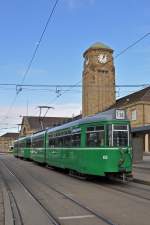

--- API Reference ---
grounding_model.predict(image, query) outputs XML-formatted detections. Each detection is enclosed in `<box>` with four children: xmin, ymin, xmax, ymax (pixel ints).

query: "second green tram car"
<box><xmin>14</xmin><ymin>109</ymin><xmax>132</xmax><ymax>179</ymax></box>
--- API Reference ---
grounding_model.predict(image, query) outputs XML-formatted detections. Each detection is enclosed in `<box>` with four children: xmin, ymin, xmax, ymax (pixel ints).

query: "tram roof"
<box><xmin>15</xmin><ymin>135</ymin><xmax>31</xmax><ymax>142</ymax></box>
<box><xmin>47</xmin><ymin>109</ymin><xmax>128</xmax><ymax>133</ymax></box>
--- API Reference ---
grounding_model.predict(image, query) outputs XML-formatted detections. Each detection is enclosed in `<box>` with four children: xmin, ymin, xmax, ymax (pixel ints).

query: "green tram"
<box><xmin>14</xmin><ymin>109</ymin><xmax>132</xmax><ymax>180</ymax></box>
<box><xmin>14</xmin><ymin>136</ymin><xmax>31</xmax><ymax>160</ymax></box>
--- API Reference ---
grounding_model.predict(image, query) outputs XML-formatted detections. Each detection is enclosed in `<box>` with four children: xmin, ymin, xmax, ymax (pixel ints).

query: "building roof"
<box><xmin>0</xmin><ymin>132</ymin><xmax>19</xmax><ymax>138</ymax></box>
<box><xmin>112</xmin><ymin>86</ymin><xmax>150</xmax><ymax>108</ymax></box>
<box><xmin>83</xmin><ymin>42</ymin><xmax>113</xmax><ymax>56</ymax></box>
<box><xmin>132</xmin><ymin>125</ymin><xmax>150</xmax><ymax>134</ymax></box>
<box><xmin>22</xmin><ymin>116</ymin><xmax>71</xmax><ymax>130</ymax></box>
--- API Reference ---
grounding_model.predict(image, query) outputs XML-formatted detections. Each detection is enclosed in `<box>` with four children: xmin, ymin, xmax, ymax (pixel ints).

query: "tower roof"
<box><xmin>83</xmin><ymin>42</ymin><xmax>113</xmax><ymax>56</ymax></box>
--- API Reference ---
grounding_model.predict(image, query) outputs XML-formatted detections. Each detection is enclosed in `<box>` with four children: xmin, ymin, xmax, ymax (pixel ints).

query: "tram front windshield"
<box><xmin>108</xmin><ymin>124</ymin><xmax>129</xmax><ymax>147</ymax></box>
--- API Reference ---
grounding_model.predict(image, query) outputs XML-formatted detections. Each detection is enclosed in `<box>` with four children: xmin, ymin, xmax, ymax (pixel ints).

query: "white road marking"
<box><xmin>59</xmin><ymin>215</ymin><xmax>95</xmax><ymax>220</ymax></box>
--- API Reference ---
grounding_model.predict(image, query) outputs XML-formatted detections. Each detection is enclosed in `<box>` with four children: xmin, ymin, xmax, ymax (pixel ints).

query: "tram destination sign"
<box><xmin>115</xmin><ymin>109</ymin><xmax>126</xmax><ymax>120</ymax></box>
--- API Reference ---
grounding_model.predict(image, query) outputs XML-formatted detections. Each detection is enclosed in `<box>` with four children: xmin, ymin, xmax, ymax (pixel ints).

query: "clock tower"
<box><xmin>82</xmin><ymin>42</ymin><xmax>116</xmax><ymax>117</ymax></box>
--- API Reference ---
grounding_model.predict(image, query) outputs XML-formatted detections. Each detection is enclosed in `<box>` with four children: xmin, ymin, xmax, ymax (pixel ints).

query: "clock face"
<box><xmin>97</xmin><ymin>54</ymin><xmax>108</xmax><ymax>63</ymax></box>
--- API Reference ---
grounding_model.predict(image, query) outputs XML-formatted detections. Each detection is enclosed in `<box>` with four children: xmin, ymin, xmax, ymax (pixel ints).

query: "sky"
<box><xmin>0</xmin><ymin>0</ymin><xmax>150</xmax><ymax>134</ymax></box>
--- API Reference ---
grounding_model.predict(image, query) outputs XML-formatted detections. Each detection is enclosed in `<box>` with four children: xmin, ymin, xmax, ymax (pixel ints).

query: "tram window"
<box><xmin>64</xmin><ymin>135</ymin><xmax>72</xmax><ymax>147</ymax></box>
<box><xmin>54</xmin><ymin>137</ymin><xmax>58</xmax><ymax>146</ymax></box>
<box><xmin>87</xmin><ymin>132</ymin><xmax>97</xmax><ymax>147</ymax></box>
<box><xmin>96</xmin><ymin>126</ymin><xmax>104</xmax><ymax>131</ymax></box>
<box><xmin>32</xmin><ymin>137</ymin><xmax>44</xmax><ymax>148</ymax></box>
<box><xmin>87</xmin><ymin>127</ymin><xmax>94</xmax><ymax>132</ymax></box>
<box><xmin>49</xmin><ymin>138</ymin><xmax>55</xmax><ymax>147</ymax></box>
<box><xmin>56</xmin><ymin>137</ymin><xmax>63</xmax><ymax>147</ymax></box>
<box><xmin>113</xmin><ymin>125</ymin><xmax>128</xmax><ymax>130</ymax></box>
<box><xmin>49</xmin><ymin>134</ymin><xmax>72</xmax><ymax>148</ymax></box>
<box><xmin>113</xmin><ymin>131</ymin><xmax>128</xmax><ymax>147</ymax></box>
<box><xmin>19</xmin><ymin>142</ymin><xmax>25</xmax><ymax>148</ymax></box>
<box><xmin>86</xmin><ymin>126</ymin><xmax>105</xmax><ymax>147</ymax></box>
<box><xmin>108</xmin><ymin>124</ymin><xmax>129</xmax><ymax>147</ymax></box>
<box><xmin>55</xmin><ymin>136</ymin><xmax>63</xmax><ymax>147</ymax></box>
<box><xmin>72</xmin><ymin>133</ymin><xmax>81</xmax><ymax>147</ymax></box>
<box><xmin>26</xmin><ymin>139</ymin><xmax>31</xmax><ymax>148</ymax></box>
<box><xmin>59</xmin><ymin>136</ymin><xmax>63</xmax><ymax>147</ymax></box>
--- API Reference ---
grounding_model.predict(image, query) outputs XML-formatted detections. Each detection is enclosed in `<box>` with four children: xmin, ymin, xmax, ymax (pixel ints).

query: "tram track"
<box><xmin>1</xmin><ymin>171</ymin><xmax>24</xmax><ymax>225</ymax></box>
<box><xmin>0</xmin><ymin>161</ymin><xmax>61</xmax><ymax>225</ymax></box>
<box><xmin>99</xmin><ymin>182</ymin><xmax>150</xmax><ymax>202</ymax></box>
<box><xmin>2</xmin><ymin>159</ymin><xmax>118</xmax><ymax>225</ymax></box>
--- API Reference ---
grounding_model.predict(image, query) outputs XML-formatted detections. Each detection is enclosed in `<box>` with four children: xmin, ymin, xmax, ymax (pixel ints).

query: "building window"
<box><xmin>131</xmin><ymin>110</ymin><xmax>137</xmax><ymax>121</ymax></box>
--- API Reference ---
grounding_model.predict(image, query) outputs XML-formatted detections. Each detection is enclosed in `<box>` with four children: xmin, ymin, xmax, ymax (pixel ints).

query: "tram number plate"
<box><xmin>102</xmin><ymin>155</ymin><xmax>108</xmax><ymax>160</ymax></box>
<box><xmin>116</xmin><ymin>109</ymin><xmax>125</xmax><ymax>119</ymax></box>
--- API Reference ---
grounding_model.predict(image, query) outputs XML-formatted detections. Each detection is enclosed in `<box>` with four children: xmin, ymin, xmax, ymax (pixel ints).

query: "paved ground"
<box><xmin>0</xmin><ymin>154</ymin><xmax>150</xmax><ymax>225</ymax></box>
<box><xmin>0</xmin><ymin>176</ymin><xmax>4</xmax><ymax>225</ymax></box>
<box><xmin>134</xmin><ymin>155</ymin><xmax>150</xmax><ymax>169</ymax></box>
<box><xmin>133</xmin><ymin>155</ymin><xmax>150</xmax><ymax>184</ymax></box>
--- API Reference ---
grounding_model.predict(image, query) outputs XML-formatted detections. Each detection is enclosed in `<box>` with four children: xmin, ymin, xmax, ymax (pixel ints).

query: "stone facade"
<box><xmin>0</xmin><ymin>133</ymin><xmax>19</xmax><ymax>152</ymax></box>
<box><xmin>82</xmin><ymin>43</ymin><xmax>116</xmax><ymax>117</ymax></box>
<box><xmin>124</xmin><ymin>103</ymin><xmax>150</xmax><ymax>153</ymax></box>
<box><xmin>111</xmin><ymin>87</ymin><xmax>150</xmax><ymax>152</ymax></box>
<box><xmin>116</xmin><ymin>102</ymin><xmax>150</xmax><ymax>128</ymax></box>
<box><xmin>112</xmin><ymin>87</ymin><xmax>150</xmax><ymax>128</ymax></box>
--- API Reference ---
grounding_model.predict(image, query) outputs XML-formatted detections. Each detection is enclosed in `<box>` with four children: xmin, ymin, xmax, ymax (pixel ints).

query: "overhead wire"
<box><xmin>42</xmin><ymin>32</ymin><xmax>150</xmax><ymax>118</ymax></box>
<box><xmin>20</xmin><ymin>0</ymin><xmax>60</xmax><ymax>84</ymax></box>
<box><xmin>0</xmin><ymin>27</ymin><xmax>149</xmax><ymax>125</ymax></box>
<box><xmin>0</xmin><ymin>0</ymin><xmax>60</xmax><ymax>124</ymax></box>
<box><xmin>0</xmin><ymin>83</ymin><xmax>150</xmax><ymax>88</ymax></box>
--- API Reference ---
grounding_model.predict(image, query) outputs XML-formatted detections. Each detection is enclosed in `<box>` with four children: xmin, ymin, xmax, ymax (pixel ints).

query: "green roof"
<box><xmin>90</xmin><ymin>42</ymin><xmax>112</xmax><ymax>50</ymax></box>
<box><xmin>83</xmin><ymin>42</ymin><xmax>113</xmax><ymax>56</ymax></box>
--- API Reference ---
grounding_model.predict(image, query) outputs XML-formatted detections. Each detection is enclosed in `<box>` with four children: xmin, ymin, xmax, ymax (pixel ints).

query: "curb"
<box><xmin>2</xmin><ymin>186</ymin><xmax>14</xmax><ymax>225</ymax></box>
<box><xmin>133</xmin><ymin>178</ymin><xmax>150</xmax><ymax>186</ymax></box>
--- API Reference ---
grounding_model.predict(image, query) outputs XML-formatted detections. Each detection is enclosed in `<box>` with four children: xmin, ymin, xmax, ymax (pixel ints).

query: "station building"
<box><xmin>20</xmin><ymin>116</ymin><xmax>71</xmax><ymax>137</ymax></box>
<box><xmin>111</xmin><ymin>86</ymin><xmax>150</xmax><ymax>160</ymax></box>
<box><xmin>0</xmin><ymin>132</ymin><xmax>19</xmax><ymax>152</ymax></box>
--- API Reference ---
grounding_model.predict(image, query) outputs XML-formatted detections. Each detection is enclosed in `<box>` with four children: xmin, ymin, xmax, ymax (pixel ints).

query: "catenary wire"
<box><xmin>0</xmin><ymin>0</ymin><xmax>60</xmax><ymax>124</ymax></box>
<box><xmin>0</xmin><ymin>83</ymin><xmax>149</xmax><ymax>88</ymax></box>
<box><xmin>0</xmin><ymin>27</ymin><xmax>149</xmax><ymax>125</ymax></box>
<box><xmin>21</xmin><ymin>0</ymin><xmax>60</xmax><ymax>85</ymax></box>
<box><xmin>42</xmin><ymin>32</ymin><xmax>150</xmax><ymax>118</ymax></box>
<box><xmin>2</xmin><ymin>33</ymin><xmax>150</xmax><ymax>122</ymax></box>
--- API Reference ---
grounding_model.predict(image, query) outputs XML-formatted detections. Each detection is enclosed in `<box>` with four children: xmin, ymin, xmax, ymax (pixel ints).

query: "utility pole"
<box><xmin>37</xmin><ymin>106</ymin><xmax>54</xmax><ymax>130</ymax></box>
